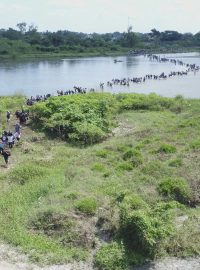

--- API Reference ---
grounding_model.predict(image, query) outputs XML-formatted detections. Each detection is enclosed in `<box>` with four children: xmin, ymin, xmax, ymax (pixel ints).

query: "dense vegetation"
<box><xmin>30</xmin><ymin>93</ymin><xmax>180</xmax><ymax>144</ymax></box>
<box><xmin>0</xmin><ymin>93</ymin><xmax>199</xmax><ymax>269</ymax></box>
<box><xmin>0</xmin><ymin>23</ymin><xmax>200</xmax><ymax>58</ymax></box>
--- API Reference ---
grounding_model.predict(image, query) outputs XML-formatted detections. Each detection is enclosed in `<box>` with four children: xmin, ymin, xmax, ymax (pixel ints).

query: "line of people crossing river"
<box><xmin>25</xmin><ymin>53</ymin><xmax>200</xmax><ymax>107</ymax></box>
<box><xmin>26</xmin><ymin>86</ymin><xmax>94</xmax><ymax>106</ymax></box>
<box><xmin>100</xmin><ymin>54</ymin><xmax>200</xmax><ymax>89</ymax></box>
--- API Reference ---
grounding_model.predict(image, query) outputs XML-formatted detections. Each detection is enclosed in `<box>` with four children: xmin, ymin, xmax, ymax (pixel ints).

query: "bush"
<box><xmin>67</xmin><ymin>192</ymin><xmax>79</xmax><ymax>200</ymax></box>
<box><xmin>168</xmin><ymin>158</ymin><xmax>183</xmax><ymax>167</ymax></box>
<box><xmin>121</xmin><ymin>195</ymin><xmax>149</xmax><ymax>211</ymax></box>
<box><xmin>30</xmin><ymin>93</ymin><xmax>117</xmax><ymax>145</ymax></box>
<box><xmin>117</xmin><ymin>162</ymin><xmax>133</xmax><ymax>171</ymax></box>
<box><xmin>95</xmin><ymin>242</ymin><xmax>127</xmax><ymax>270</ymax></box>
<box><xmin>158</xmin><ymin>177</ymin><xmax>192</xmax><ymax>204</ymax></box>
<box><xmin>96</xmin><ymin>149</ymin><xmax>110</xmax><ymax>158</ymax></box>
<box><xmin>158</xmin><ymin>144</ymin><xmax>176</xmax><ymax>154</ymax></box>
<box><xmin>122</xmin><ymin>149</ymin><xmax>143</xmax><ymax>167</ymax></box>
<box><xmin>75</xmin><ymin>198</ymin><xmax>97</xmax><ymax>215</ymax></box>
<box><xmin>69</xmin><ymin>122</ymin><xmax>106</xmax><ymax>144</ymax></box>
<box><xmin>119</xmin><ymin>201</ymin><xmax>175</xmax><ymax>257</ymax></box>
<box><xmin>92</xmin><ymin>163</ymin><xmax>106</xmax><ymax>172</ymax></box>
<box><xmin>190</xmin><ymin>139</ymin><xmax>200</xmax><ymax>150</ymax></box>
<box><xmin>117</xmin><ymin>93</ymin><xmax>174</xmax><ymax>111</ymax></box>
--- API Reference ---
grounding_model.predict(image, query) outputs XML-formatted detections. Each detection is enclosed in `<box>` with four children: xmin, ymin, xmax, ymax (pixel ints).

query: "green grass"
<box><xmin>0</xmin><ymin>94</ymin><xmax>199</xmax><ymax>268</ymax></box>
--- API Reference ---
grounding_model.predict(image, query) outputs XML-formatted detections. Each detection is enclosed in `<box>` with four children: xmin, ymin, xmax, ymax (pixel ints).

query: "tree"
<box><xmin>28</xmin><ymin>23</ymin><xmax>38</xmax><ymax>33</ymax></box>
<box><xmin>150</xmin><ymin>28</ymin><xmax>160</xmax><ymax>37</ymax></box>
<box><xmin>16</xmin><ymin>22</ymin><xmax>27</xmax><ymax>34</ymax></box>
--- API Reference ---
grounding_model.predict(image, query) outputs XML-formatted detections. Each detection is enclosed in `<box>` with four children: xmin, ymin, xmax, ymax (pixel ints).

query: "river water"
<box><xmin>0</xmin><ymin>52</ymin><xmax>200</xmax><ymax>98</ymax></box>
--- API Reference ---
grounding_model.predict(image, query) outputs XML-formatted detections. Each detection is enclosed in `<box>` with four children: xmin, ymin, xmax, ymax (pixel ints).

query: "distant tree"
<box><xmin>160</xmin><ymin>30</ymin><xmax>182</xmax><ymax>41</ymax></box>
<box><xmin>16</xmin><ymin>22</ymin><xmax>27</xmax><ymax>34</ymax></box>
<box><xmin>28</xmin><ymin>23</ymin><xmax>38</xmax><ymax>33</ymax></box>
<box><xmin>194</xmin><ymin>32</ymin><xmax>200</xmax><ymax>45</ymax></box>
<box><xmin>150</xmin><ymin>28</ymin><xmax>161</xmax><ymax>37</ymax></box>
<box><xmin>118</xmin><ymin>25</ymin><xmax>139</xmax><ymax>48</ymax></box>
<box><xmin>2</xmin><ymin>28</ymin><xmax>22</xmax><ymax>40</ymax></box>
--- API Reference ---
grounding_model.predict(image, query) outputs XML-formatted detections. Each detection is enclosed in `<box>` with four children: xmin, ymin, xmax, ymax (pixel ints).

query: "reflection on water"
<box><xmin>0</xmin><ymin>53</ymin><xmax>200</xmax><ymax>98</ymax></box>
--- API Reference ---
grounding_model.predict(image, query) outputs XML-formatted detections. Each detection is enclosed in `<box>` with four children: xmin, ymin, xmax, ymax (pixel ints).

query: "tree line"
<box><xmin>0</xmin><ymin>22</ymin><xmax>199</xmax><ymax>57</ymax></box>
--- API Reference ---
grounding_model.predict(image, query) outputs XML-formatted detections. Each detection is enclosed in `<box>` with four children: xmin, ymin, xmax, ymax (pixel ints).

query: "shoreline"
<box><xmin>0</xmin><ymin>47</ymin><xmax>199</xmax><ymax>60</ymax></box>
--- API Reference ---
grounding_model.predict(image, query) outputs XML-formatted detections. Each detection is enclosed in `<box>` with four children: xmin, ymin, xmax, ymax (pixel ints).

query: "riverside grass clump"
<box><xmin>158</xmin><ymin>177</ymin><xmax>192</xmax><ymax>204</ymax></box>
<box><xmin>75</xmin><ymin>197</ymin><xmax>97</xmax><ymax>215</ymax></box>
<box><xmin>0</xmin><ymin>94</ymin><xmax>200</xmax><ymax>269</ymax></box>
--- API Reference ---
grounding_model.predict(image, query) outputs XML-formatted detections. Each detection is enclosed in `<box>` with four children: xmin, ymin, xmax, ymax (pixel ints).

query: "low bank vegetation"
<box><xmin>0</xmin><ymin>93</ymin><xmax>199</xmax><ymax>269</ymax></box>
<box><xmin>30</xmin><ymin>92</ymin><xmax>185</xmax><ymax>144</ymax></box>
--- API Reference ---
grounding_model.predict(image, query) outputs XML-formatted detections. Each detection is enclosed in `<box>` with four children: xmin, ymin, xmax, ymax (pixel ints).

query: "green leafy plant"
<box><xmin>122</xmin><ymin>149</ymin><xmax>143</xmax><ymax>167</ymax></box>
<box><xmin>95</xmin><ymin>242</ymin><xmax>127</xmax><ymax>270</ymax></box>
<box><xmin>158</xmin><ymin>177</ymin><xmax>192</xmax><ymax>204</ymax></box>
<box><xmin>168</xmin><ymin>158</ymin><xmax>183</xmax><ymax>167</ymax></box>
<box><xmin>75</xmin><ymin>198</ymin><xmax>97</xmax><ymax>215</ymax></box>
<box><xmin>158</xmin><ymin>144</ymin><xmax>176</xmax><ymax>154</ymax></box>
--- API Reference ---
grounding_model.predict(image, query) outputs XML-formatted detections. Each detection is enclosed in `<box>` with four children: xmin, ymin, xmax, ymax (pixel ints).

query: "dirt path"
<box><xmin>0</xmin><ymin>242</ymin><xmax>200</xmax><ymax>270</ymax></box>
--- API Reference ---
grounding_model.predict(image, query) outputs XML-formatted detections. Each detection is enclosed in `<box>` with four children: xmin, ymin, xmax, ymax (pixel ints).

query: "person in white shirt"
<box><xmin>7</xmin><ymin>131</ymin><xmax>15</xmax><ymax>148</ymax></box>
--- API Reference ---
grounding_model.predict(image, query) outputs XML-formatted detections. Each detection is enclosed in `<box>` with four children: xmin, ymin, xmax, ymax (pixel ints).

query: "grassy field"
<box><xmin>0</xmin><ymin>94</ymin><xmax>199</xmax><ymax>269</ymax></box>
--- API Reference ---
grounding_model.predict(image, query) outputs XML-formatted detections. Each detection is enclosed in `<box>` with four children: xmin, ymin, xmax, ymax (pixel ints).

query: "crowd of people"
<box><xmin>26</xmin><ymin>86</ymin><xmax>95</xmax><ymax>106</ymax></box>
<box><xmin>100</xmin><ymin>54</ymin><xmax>200</xmax><ymax>89</ymax></box>
<box><xmin>25</xmin><ymin>54</ymin><xmax>200</xmax><ymax>107</ymax></box>
<box><xmin>0</xmin><ymin>112</ymin><xmax>23</xmax><ymax>166</ymax></box>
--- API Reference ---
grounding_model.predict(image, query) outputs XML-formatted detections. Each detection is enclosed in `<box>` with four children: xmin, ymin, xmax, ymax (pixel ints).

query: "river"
<box><xmin>0</xmin><ymin>52</ymin><xmax>200</xmax><ymax>98</ymax></box>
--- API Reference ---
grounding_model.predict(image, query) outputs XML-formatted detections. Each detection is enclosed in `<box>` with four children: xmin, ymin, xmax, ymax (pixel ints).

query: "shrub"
<box><xmin>116</xmin><ymin>93</ymin><xmax>174</xmax><ymax>111</ymax></box>
<box><xmin>190</xmin><ymin>139</ymin><xmax>200</xmax><ymax>150</ymax></box>
<box><xmin>92</xmin><ymin>163</ymin><xmax>106</xmax><ymax>172</ymax></box>
<box><xmin>75</xmin><ymin>198</ymin><xmax>97</xmax><ymax>215</ymax></box>
<box><xmin>121</xmin><ymin>195</ymin><xmax>149</xmax><ymax>211</ymax></box>
<box><xmin>69</xmin><ymin>122</ymin><xmax>106</xmax><ymax>144</ymax></box>
<box><xmin>168</xmin><ymin>158</ymin><xmax>183</xmax><ymax>167</ymax></box>
<box><xmin>117</xmin><ymin>162</ymin><xmax>133</xmax><ymax>171</ymax></box>
<box><xmin>158</xmin><ymin>177</ymin><xmax>192</xmax><ymax>204</ymax></box>
<box><xmin>158</xmin><ymin>144</ymin><xmax>176</xmax><ymax>154</ymax></box>
<box><xmin>96</xmin><ymin>149</ymin><xmax>110</xmax><ymax>158</ymax></box>
<box><xmin>67</xmin><ymin>192</ymin><xmax>79</xmax><ymax>200</ymax></box>
<box><xmin>123</xmin><ymin>149</ymin><xmax>143</xmax><ymax>167</ymax></box>
<box><xmin>119</xmin><ymin>202</ymin><xmax>175</xmax><ymax>257</ymax></box>
<box><xmin>30</xmin><ymin>93</ymin><xmax>117</xmax><ymax>145</ymax></box>
<box><xmin>95</xmin><ymin>242</ymin><xmax>127</xmax><ymax>270</ymax></box>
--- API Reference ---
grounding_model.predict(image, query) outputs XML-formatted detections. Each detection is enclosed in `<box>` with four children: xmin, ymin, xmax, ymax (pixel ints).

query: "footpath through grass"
<box><xmin>0</xmin><ymin>93</ymin><xmax>199</xmax><ymax>268</ymax></box>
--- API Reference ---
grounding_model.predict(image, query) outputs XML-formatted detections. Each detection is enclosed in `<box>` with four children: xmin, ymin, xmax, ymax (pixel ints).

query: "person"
<box><xmin>0</xmin><ymin>148</ymin><xmax>11</xmax><ymax>165</ymax></box>
<box><xmin>7</xmin><ymin>131</ymin><xmax>15</xmax><ymax>148</ymax></box>
<box><xmin>6</xmin><ymin>111</ymin><xmax>11</xmax><ymax>122</ymax></box>
<box><xmin>0</xmin><ymin>143</ymin><xmax>4</xmax><ymax>151</ymax></box>
<box><xmin>1</xmin><ymin>131</ymin><xmax>7</xmax><ymax>146</ymax></box>
<box><xmin>14</xmin><ymin>131</ymin><xmax>21</xmax><ymax>141</ymax></box>
<box><xmin>15</xmin><ymin>123</ymin><xmax>21</xmax><ymax>134</ymax></box>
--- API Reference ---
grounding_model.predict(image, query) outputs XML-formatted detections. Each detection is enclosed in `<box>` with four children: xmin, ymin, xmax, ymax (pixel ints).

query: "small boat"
<box><xmin>114</xmin><ymin>59</ymin><xmax>123</xmax><ymax>63</ymax></box>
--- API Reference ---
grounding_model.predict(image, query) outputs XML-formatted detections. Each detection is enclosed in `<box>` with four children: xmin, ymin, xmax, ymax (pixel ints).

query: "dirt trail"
<box><xmin>0</xmin><ymin>242</ymin><xmax>200</xmax><ymax>270</ymax></box>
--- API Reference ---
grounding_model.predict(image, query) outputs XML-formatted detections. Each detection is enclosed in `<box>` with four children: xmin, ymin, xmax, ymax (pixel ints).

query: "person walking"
<box><xmin>6</xmin><ymin>111</ymin><xmax>11</xmax><ymax>122</ymax></box>
<box><xmin>7</xmin><ymin>131</ymin><xmax>15</xmax><ymax>148</ymax></box>
<box><xmin>15</xmin><ymin>123</ymin><xmax>21</xmax><ymax>134</ymax></box>
<box><xmin>0</xmin><ymin>148</ymin><xmax>11</xmax><ymax>165</ymax></box>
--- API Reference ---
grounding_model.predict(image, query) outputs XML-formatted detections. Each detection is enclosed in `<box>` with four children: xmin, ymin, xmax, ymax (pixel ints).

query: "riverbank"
<box><xmin>0</xmin><ymin>94</ymin><xmax>199</xmax><ymax>269</ymax></box>
<box><xmin>0</xmin><ymin>48</ymin><xmax>129</xmax><ymax>60</ymax></box>
<box><xmin>0</xmin><ymin>46</ymin><xmax>199</xmax><ymax>60</ymax></box>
